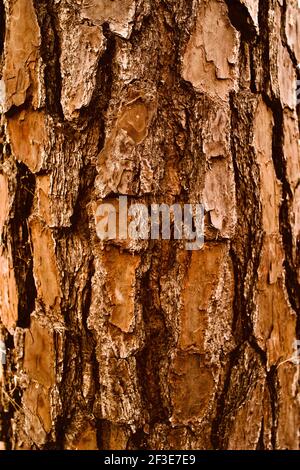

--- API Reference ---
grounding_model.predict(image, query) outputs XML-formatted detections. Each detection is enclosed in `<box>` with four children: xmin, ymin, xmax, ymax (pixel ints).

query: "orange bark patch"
<box><xmin>30</xmin><ymin>218</ymin><xmax>62</xmax><ymax>308</ymax></box>
<box><xmin>7</xmin><ymin>111</ymin><xmax>47</xmax><ymax>173</ymax></box>
<box><xmin>118</xmin><ymin>98</ymin><xmax>151</xmax><ymax>144</ymax></box>
<box><xmin>81</xmin><ymin>0</ymin><xmax>136</xmax><ymax>39</ymax></box>
<box><xmin>170</xmin><ymin>353</ymin><xmax>214</xmax><ymax>424</ymax></box>
<box><xmin>103</xmin><ymin>248</ymin><xmax>140</xmax><ymax>333</ymax></box>
<box><xmin>0</xmin><ymin>174</ymin><xmax>9</xmax><ymax>235</ymax></box>
<box><xmin>3</xmin><ymin>0</ymin><xmax>41</xmax><ymax>110</ymax></box>
<box><xmin>179</xmin><ymin>244</ymin><xmax>227</xmax><ymax>352</ymax></box>
<box><xmin>60</xmin><ymin>22</ymin><xmax>106</xmax><ymax>120</ymax></box>
<box><xmin>182</xmin><ymin>0</ymin><xmax>239</xmax><ymax>100</ymax></box>
<box><xmin>24</xmin><ymin>316</ymin><xmax>55</xmax><ymax>388</ymax></box>
<box><xmin>36</xmin><ymin>175</ymin><xmax>51</xmax><ymax>225</ymax></box>
<box><xmin>254</xmin><ymin>99</ymin><xmax>281</xmax><ymax>235</ymax></box>
<box><xmin>23</xmin><ymin>383</ymin><xmax>52</xmax><ymax>434</ymax></box>
<box><xmin>0</xmin><ymin>247</ymin><xmax>18</xmax><ymax>331</ymax></box>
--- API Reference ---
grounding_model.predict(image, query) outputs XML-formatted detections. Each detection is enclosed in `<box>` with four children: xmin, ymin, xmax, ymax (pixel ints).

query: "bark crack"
<box><xmin>11</xmin><ymin>162</ymin><xmax>36</xmax><ymax>328</ymax></box>
<box><xmin>33</xmin><ymin>0</ymin><xmax>63</xmax><ymax>118</ymax></box>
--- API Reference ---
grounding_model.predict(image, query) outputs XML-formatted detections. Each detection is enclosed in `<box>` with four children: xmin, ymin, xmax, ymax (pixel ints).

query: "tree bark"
<box><xmin>0</xmin><ymin>0</ymin><xmax>300</xmax><ymax>450</ymax></box>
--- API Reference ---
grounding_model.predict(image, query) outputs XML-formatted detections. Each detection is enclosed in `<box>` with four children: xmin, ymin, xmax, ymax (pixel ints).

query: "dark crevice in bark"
<box><xmin>257</xmin><ymin>0</ymin><xmax>299</xmax><ymax>445</ymax></box>
<box><xmin>127</xmin><ymin>427</ymin><xmax>147</xmax><ymax>450</ymax></box>
<box><xmin>136</xmin><ymin>260</ymin><xmax>172</xmax><ymax>432</ymax></box>
<box><xmin>212</xmin><ymin>88</ymin><xmax>270</xmax><ymax>448</ymax></box>
<box><xmin>96</xmin><ymin>420</ymin><xmax>110</xmax><ymax>450</ymax></box>
<box><xmin>81</xmin><ymin>260</ymin><xmax>99</xmax><ymax>425</ymax></box>
<box><xmin>266</xmin><ymin>94</ymin><xmax>300</xmax><ymax>333</ymax></box>
<box><xmin>229</xmin><ymin>92</ymin><xmax>263</xmax><ymax>340</ymax></box>
<box><xmin>249</xmin><ymin>42</ymin><xmax>258</xmax><ymax>93</ymax></box>
<box><xmin>33</xmin><ymin>0</ymin><xmax>63</xmax><ymax>118</ymax></box>
<box><xmin>211</xmin><ymin>345</ymin><xmax>241</xmax><ymax>449</ymax></box>
<box><xmin>266</xmin><ymin>364</ymin><xmax>279</xmax><ymax>449</ymax></box>
<box><xmin>82</xmin><ymin>259</ymin><xmax>95</xmax><ymax>330</ymax></box>
<box><xmin>225</xmin><ymin>0</ymin><xmax>258</xmax><ymax>42</ymax></box>
<box><xmin>256</xmin><ymin>419</ymin><xmax>265</xmax><ymax>450</ymax></box>
<box><xmin>80</xmin><ymin>24</ymin><xmax>115</xmax><ymax>131</ymax></box>
<box><xmin>55</xmin><ymin>330</ymin><xmax>80</xmax><ymax>447</ymax></box>
<box><xmin>11</xmin><ymin>162</ymin><xmax>36</xmax><ymax>328</ymax></box>
<box><xmin>258</xmin><ymin>0</ymin><xmax>271</xmax><ymax>91</ymax></box>
<box><xmin>71</xmin><ymin>27</ymin><xmax>115</xmax><ymax>224</ymax></box>
<box><xmin>93</xmin><ymin>362</ymin><xmax>102</xmax><ymax>450</ymax></box>
<box><xmin>5</xmin><ymin>100</ymin><xmax>33</xmax><ymax>120</ymax></box>
<box><xmin>260</xmin><ymin>0</ymin><xmax>300</xmax><ymax>321</ymax></box>
<box><xmin>131</xmin><ymin>4</ymin><xmax>200</xmax><ymax>444</ymax></box>
<box><xmin>274</xmin><ymin>1</ymin><xmax>300</xmax><ymax>335</ymax></box>
<box><xmin>211</xmin><ymin>342</ymin><xmax>265</xmax><ymax>449</ymax></box>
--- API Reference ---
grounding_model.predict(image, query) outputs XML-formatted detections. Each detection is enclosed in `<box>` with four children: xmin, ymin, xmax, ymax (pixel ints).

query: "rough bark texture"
<box><xmin>0</xmin><ymin>0</ymin><xmax>300</xmax><ymax>450</ymax></box>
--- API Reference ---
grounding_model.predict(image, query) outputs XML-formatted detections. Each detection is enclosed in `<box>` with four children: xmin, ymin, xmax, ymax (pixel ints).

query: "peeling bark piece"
<box><xmin>0</xmin><ymin>246</ymin><xmax>18</xmax><ymax>331</ymax></box>
<box><xmin>30</xmin><ymin>218</ymin><xmax>62</xmax><ymax>308</ymax></box>
<box><xmin>255</xmin><ymin>235</ymin><xmax>296</xmax><ymax>364</ymax></box>
<box><xmin>22</xmin><ymin>383</ymin><xmax>51</xmax><ymax>446</ymax></box>
<box><xmin>0</xmin><ymin>174</ymin><xmax>9</xmax><ymax>236</ymax></box>
<box><xmin>179</xmin><ymin>244</ymin><xmax>228</xmax><ymax>352</ymax></box>
<box><xmin>254</xmin><ymin>99</ymin><xmax>281</xmax><ymax>234</ymax></box>
<box><xmin>96</xmin><ymin>96</ymin><xmax>156</xmax><ymax>197</ymax></box>
<box><xmin>3</xmin><ymin>0</ymin><xmax>43</xmax><ymax>110</ymax></box>
<box><xmin>81</xmin><ymin>0</ymin><xmax>136</xmax><ymax>39</ymax></box>
<box><xmin>285</xmin><ymin>1</ymin><xmax>300</xmax><ymax>63</ymax></box>
<box><xmin>253</xmin><ymin>99</ymin><xmax>296</xmax><ymax>361</ymax></box>
<box><xmin>169</xmin><ymin>353</ymin><xmax>214</xmax><ymax>424</ymax></box>
<box><xmin>202</xmin><ymin>104</ymin><xmax>231</xmax><ymax>159</ymax></box>
<box><xmin>102</xmin><ymin>249</ymin><xmax>140</xmax><ymax>333</ymax></box>
<box><xmin>240</xmin><ymin>0</ymin><xmax>259</xmax><ymax>29</ymax></box>
<box><xmin>23</xmin><ymin>316</ymin><xmax>55</xmax><ymax>388</ymax></box>
<box><xmin>60</xmin><ymin>21</ymin><xmax>106</xmax><ymax>120</ymax></box>
<box><xmin>203</xmin><ymin>159</ymin><xmax>236</xmax><ymax>236</ymax></box>
<box><xmin>7</xmin><ymin>111</ymin><xmax>47</xmax><ymax>173</ymax></box>
<box><xmin>277</xmin><ymin>43</ymin><xmax>297</xmax><ymax>109</ymax></box>
<box><xmin>182</xmin><ymin>0</ymin><xmax>239</xmax><ymax>100</ymax></box>
<box><xmin>36</xmin><ymin>175</ymin><xmax>51</xmax><ymax>226</ymax></box>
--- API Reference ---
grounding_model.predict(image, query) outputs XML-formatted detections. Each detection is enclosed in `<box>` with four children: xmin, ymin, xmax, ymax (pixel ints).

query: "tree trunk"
<box><xmin>0</xmin><ymin>0</ymin><xmax>300</xmax><ymax>451</ymax></box>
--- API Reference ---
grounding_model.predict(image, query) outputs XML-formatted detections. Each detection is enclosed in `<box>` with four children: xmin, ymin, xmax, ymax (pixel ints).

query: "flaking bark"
<box><xmin>0</xmin><ymin>0</ymin><xmax>300</xmax><ymax>450</ymax></box>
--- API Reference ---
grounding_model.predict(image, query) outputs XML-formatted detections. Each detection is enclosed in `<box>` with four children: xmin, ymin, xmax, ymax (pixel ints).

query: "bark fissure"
<box><xmin>12</xmin><ymin>163</ymin><xmax>36</xmax><ymax>328</ymax></box>
<box><xmin>0</xmin><ymin>0</ymin><xmax>299</xmax><ymax>450</ymax></box>
<box><xmin>33</xmin><ymin>0</ymin><xmax>63</xmax><ymax>118</ymax></box>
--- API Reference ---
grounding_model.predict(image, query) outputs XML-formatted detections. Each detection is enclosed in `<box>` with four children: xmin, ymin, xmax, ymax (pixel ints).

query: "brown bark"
<box><xmin>0</xmin><ymin>0</ymin><xmax>300</xmax><ymax>450</ymax></box>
